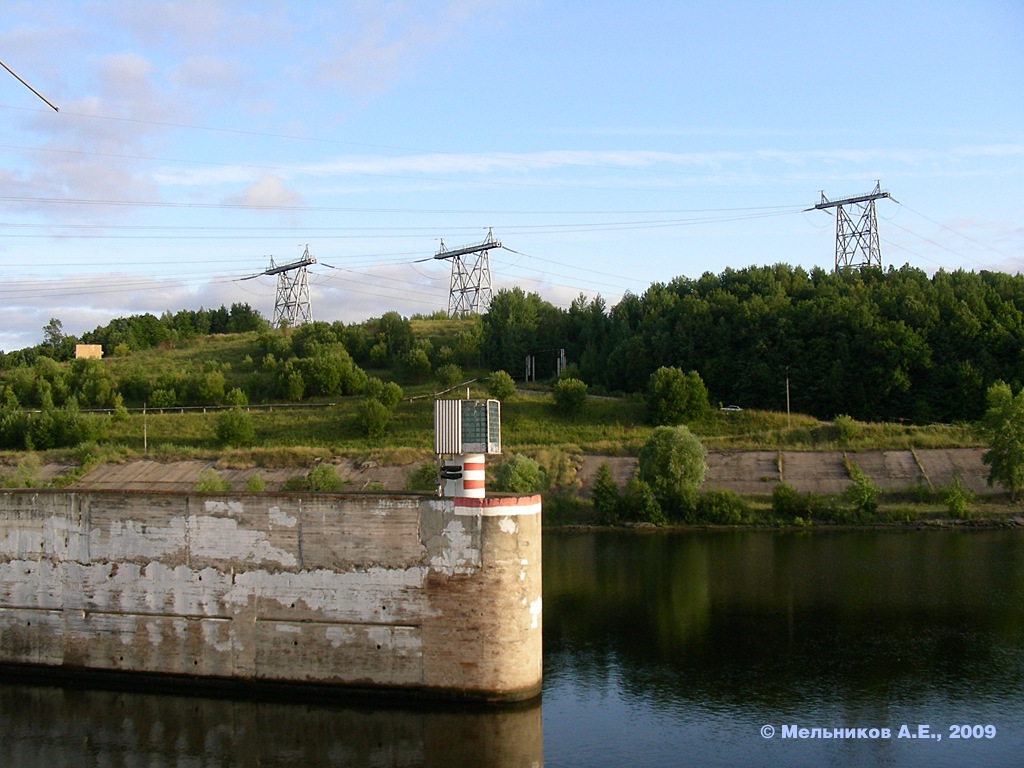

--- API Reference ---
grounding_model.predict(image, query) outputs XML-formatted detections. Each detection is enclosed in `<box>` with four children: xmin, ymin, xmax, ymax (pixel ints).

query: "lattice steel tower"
<box><xmin>812</xmin><ymin>181</ymin><xmax>892</xmax><ymax>270</ymax></box>
<box><xmin>244</xmin><ymin>245</ymin><xmax>316</xmax><ymax>326</ymax></box>
<box><xmin>434</xmin><ymin>229</ymin><xmax>500</xmax><ymax>317</ymax></box>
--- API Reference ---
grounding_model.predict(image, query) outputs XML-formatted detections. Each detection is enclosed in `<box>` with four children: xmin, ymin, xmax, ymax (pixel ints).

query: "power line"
<box><xmin>896</xmin><ymin>202</ymin><xmax>1015</xmax><ymax>260</ymax></box>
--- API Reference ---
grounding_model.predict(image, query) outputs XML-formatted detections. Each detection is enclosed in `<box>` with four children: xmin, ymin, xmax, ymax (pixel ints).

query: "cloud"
<box><xmin>172</xmin><ymin>54</ymin><xmax>242</xmax><ymax>92</ymax></box>
<box><xmin>314</xmin><ymin>0</ymin><xmax>504</xmax><ymax>95</ymax></box>
<box><xmin>224</xmin><ymin>175</ymin><xmax>304</xmax><ymax>208</ymax></box>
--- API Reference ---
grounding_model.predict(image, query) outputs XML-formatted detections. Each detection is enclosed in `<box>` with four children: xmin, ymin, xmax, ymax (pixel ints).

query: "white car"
<box><xmin>720</xmin><ymin>405</ymin><xmax>743</xmax><ymax>412</ymax></box>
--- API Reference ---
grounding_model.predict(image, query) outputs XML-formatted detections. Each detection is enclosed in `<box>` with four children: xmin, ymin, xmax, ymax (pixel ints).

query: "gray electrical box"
<box><xmin>434</xmin><ymin>399</ymin><xmax>501</xmax><ymax>455</ymax></box>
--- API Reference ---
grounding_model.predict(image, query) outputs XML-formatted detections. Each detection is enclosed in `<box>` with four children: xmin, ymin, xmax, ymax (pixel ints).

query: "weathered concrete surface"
<box><xmin>4</xmin><ymin>448</ymin><xmax>992</xmax><ymax>498</ymax></box>
<box><xmin>69</xmin><ymin>458</ymin><xmax>410</xmax><ymax>493</ymax></box>
<box><xmin>578</xmin><ymin>448</ymin><xmax>990</xmax><ymax>496</ymax></box>
<box><xmin>0</xmin><ymin>490</ymin><xmax>542</xmax><ymax>702</ymax></box>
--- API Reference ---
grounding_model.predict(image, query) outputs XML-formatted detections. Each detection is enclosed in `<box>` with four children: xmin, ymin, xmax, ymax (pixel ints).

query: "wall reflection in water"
<box><xmin>0</xmin><ymin>682</ymin><xmax>543</xmax><ymax>768</ymax></box>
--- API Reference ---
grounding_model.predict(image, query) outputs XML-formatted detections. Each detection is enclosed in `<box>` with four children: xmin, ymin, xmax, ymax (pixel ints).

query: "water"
<box><xmin>542</xmin><ymin>529</ymin><xmax>1024</xmax><ymax>768</ymax></box>
<box><xmin>1</xmin><ymin>529</ymin><xmax>1022</xmax><ymax>766</ymax></box>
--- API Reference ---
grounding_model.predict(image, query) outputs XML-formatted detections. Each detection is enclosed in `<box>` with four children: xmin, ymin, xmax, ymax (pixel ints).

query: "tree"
<box><xmin>42</xmin><ymin>318</ymin><xmax>74</xmax><ymax>359</ymax></box>
<box><xmin>619</xmin><ymin>476</ymin><xmax>665</xmax><ymax>525</ymax></box>
<box><xmin>482</xmin><ymin>287</ymin><xmax>543</xmax><ymax>375</ymax></box>
<box><xmin>645</xmin><ymin>366</ymin><xmax>709</xmax><ymax>425</ymax></box>
<box><xmin>982</xmin><ymin>381</ymin><xmax>1024</xmax><ymax>499</ymax></box>
<box><xmin>436</xmin><ymin>363</ymin><xmax>463</xmax><ymax>391</ymax></box>
<box><xmin>590</xmin><ymin>462</ymin><xmax>620</xmax><ymax>524</ymax></box>
<box><xmin>553</xmin><ymin>377</ymin><xmax>587</xmax><ymax>415</ymax></box>
<box><xmin>402</xmin><ymin>347</ymin><xmax>432</xmax><ymax>383</ymax></box>
<box><xmin>637</xmin><ymin>425</ymin><xmax>707</xmax><ymax>516</ymax></box>
<box><xmin>358</xmin><ymin>398</ymin><xmax>392</xmax><ymax>439</ymax></box>
<box><xmin>495</xmin><ymin>454</ymin><xmax>546</xmax><ymax>493</ymax></box>
<box><xmin>216</xmin><ymin>407</ymin><xmax>256</xmax><ymax>448</ymax></box>
<box><xmin>487</xmin><ymin>370</ymin><xmax>516</xmax><ymax>401</ymax></box>
<box><xmin>375</xmin><ymin>311</ymin><xmax>415</xmax><ymax>362</ymax></box>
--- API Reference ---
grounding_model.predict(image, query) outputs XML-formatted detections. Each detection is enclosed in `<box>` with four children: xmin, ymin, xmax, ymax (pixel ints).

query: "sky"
<box><xmin>1</xmin><ymin>0</ymin><xmax>1022</xmax><ymax>351</ymax></box>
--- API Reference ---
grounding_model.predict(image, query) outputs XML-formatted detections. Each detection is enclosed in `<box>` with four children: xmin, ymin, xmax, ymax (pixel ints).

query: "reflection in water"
<box><xmin>543</xmin><ymin>529</ymin><xmax>1024</xmax><ymax>767</ymax></box>
<box><xmin>0</xmin><ymin>682</ymin><xmax>543</xmax><ymax>768</ymax></box>
<box><xmin>4</xmin><ymin>530</ymin><xmax>1023</xmax><ymax>767</ymax></box>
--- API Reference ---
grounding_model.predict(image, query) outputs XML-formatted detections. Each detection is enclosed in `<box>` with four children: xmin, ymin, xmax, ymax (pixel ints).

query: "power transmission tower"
<box><xmin>434</xmin><ymin>229</ymin><xmax>500</xmax><ymax>317</ymax></box>
<box><xmin>243</xmin><ymin>245</ymin><xmax>316</xmax><ymax>327</ymax></box>
<box><xmin>812</xmin><ymin>181</ymin><xmax>892</xmax><ymax>270</ymax></box>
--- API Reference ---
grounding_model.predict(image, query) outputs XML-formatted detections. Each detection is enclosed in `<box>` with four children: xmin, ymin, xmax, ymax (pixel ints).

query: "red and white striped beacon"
<box><xmin>434</xmin><ymin>399</ymin><xmax>501</xmax><ymax>498</ymax></box>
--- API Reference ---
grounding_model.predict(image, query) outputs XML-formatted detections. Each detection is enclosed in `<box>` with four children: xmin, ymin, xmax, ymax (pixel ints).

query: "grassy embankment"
<box><xmin>1</xmin><ymin>328</ymin><xmax>1005</xmax><ymax>524</ymax></box>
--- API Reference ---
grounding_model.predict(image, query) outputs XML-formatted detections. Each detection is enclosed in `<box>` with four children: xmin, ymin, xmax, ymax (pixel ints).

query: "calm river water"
<box><xmin>1</xmin><ymin>528</ymin><xmax>1022</xmax><ymax>767</ymax></box>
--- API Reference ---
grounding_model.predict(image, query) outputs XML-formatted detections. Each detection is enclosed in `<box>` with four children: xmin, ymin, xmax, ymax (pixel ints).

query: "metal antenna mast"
<box><xmin>433</xmin><ymin>229</ymin><xmax>500</xmax><ymax>317</ymax></box>
<box><xmin>811</xmin><ymin>181</ymin><xmax>892</xmax><ymax>270</ymax></box>
<box><xmin>243</xmin><ymin>245</ymin><xmax>316</xmax><ymax>326</ymax></box>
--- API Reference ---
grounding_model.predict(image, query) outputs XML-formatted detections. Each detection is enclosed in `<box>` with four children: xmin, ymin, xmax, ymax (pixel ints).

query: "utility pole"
<box><xmin>434</xmin><ymin>229</ymin><xmax>499</xmax><ymax>317</ymax></box>
<box><xmin>811</xmin><ymin>181</ymin><xmax>892</xmax><ymax>271</ymax></box>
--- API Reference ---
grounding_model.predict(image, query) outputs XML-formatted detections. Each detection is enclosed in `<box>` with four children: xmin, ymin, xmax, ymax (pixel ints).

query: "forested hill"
<box><xmin>3</xmin><ymin>265</ymin><xmax>1023</xmax><ymax>426</ymax></box>
<box><xmin>484</xmin><ymin>264</ymin><xmax>1024</xmax><ymax>423</ymax></box>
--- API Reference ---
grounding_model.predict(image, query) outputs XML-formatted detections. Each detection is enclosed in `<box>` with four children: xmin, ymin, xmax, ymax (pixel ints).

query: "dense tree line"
<box><xmin>0</xmin><ymin>304</ymin><xmax>268</xmax><ymax>369</ymax></box>
<box><xmin>4</xmin><ymin>264</ymin><xmax>1024</xmax><ymax>428</ymax></box>
<box><xmin>0</xmin><ymin>309</ymin><xmax>481</xmax><ymax>416</ymax></box>
<box><xmin>482</xmin><ymin>265</ymin><xmax>1024</xmax><ymax>423</ymax></box>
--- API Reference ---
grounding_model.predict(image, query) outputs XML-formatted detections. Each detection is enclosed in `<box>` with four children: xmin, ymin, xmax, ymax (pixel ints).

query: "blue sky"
<box><xmin>1</xmin><ymin>1</ymin><xmax>1021</xmax><ymax>351</ymax></box>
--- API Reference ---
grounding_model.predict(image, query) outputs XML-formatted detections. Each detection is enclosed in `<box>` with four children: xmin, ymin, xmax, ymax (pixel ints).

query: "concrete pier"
<box><xmin>0</xmin><ymin>489</ymin><xmax>542</xmax><ymax>702</ymax></box>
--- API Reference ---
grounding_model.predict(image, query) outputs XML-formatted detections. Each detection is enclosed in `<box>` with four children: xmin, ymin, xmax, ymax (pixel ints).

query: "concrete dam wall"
<box><xmin>0</xmin><ymin>489</ymin><xmax>542</xmax><ymax>702</ymax></box>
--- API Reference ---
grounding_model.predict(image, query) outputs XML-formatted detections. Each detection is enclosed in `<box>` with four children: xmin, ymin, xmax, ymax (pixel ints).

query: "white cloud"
<box><xmin>172</xmin><ymin>54</ymin><xmax>242</xmax><ymax>92</ymax></box>
<box><xmin>224</xmin><ymin>175</ymin><xmax>304</xmax><ymax>208</ymax></box>
<box><xmin>314</xmin><ymin>0</ymin><xmax>504</xmax><ymax>95</ymax></box>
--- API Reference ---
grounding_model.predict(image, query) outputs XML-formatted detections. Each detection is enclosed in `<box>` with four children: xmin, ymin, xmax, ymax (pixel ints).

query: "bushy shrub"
<box><xmin>379</xmin><ymin>381</ymin><xmax>403</xmax><ymax>410</ymax></box>
<box><xmin>404</xmin><ymin>462</ymin><xmax>439</xmax><ymax>492</ymax></box>
<box><xmin>402</xmin><ymin>348</ymin><xmax>432</xmax><ymax>383</ymax></box>
<box><xmin>619</xmin><ymin>477</ymin><xmax>666</xmax><ymax>525</ymax></box>
<box><xmin>193</xmin><ymin>468</ymin><xmax>230</xmax><ymax>492</ymax></box>
<box><xmin>358</xmin><ymin>398</ymin><xmax>391</xmax><ymax>439</ymax></box>
<box><xmin>487</xmin><ymin>370</ymin><xmax>516</xmax><ymax>401</ymax></box>
<box><xmin>695</xmin><ymin>490</ymin><xmax>748</xmax><ymax>525</ymax></box>
<box><xmin>591</xmin><ymin>462</ymin><xmax>620</xmax><ymax>524</ymax></box>
<box><xmin>225</xmin><ymin>387</ymin><xmax>248</xmax><ymax>407</ymax></box>
<box><xmin>356</xmin><ymin>380</ymin><xmax>401</xmax><ymax>438</ymax></box>
<box><xmin>436</xmin><ymin>363</ymin><xmax>463</xmax><ymax>390</ymax></box>
<box><xmin>112</xmin><ymin>393</ymin><xmax>130</xmax><ymax>422</ymax></box>
<box><xmin>26</xmin><ymin>402</ymin><xmax>104</xmax><ymax>450</ymax></box>
<box><xmin>191</xmin><ymin>370</ymin><xmax>226</xmax><ymax>405</ymax></box>
<box><xmin>943</xmin><ymin>475</ymin><xmax>974</xmax><ymax>519</ymax></box>
<box><xmin>244</xmin><ymin>474</ymin><xmax>266</xmax><ymax>492</ymax></box>
<box><xmin>281</xmin><ymin>475</ymin><xmax>309</xmax><ymax>492</ymax></box>
<box><xmin>216</xmin><ymin>407</ymin><xmax>256</xmax><ymax>448</ymax></box>
<box><xmin>495</xmin><ymin>454</ymin><xmax>546</xmax><ymax>493</ymax></box>
<box><xmin>771</xmin><ymin>482</ymin><xmax>804</xmax><ymax>520</ymax></box>
<box><xmin>645</xmin><ymin>366</ymin><xmax>709</xmax><ymax>425</ymax></box>
<box><xmin>834</xmin><ymin>414</ymin><xmax>862</xmax><ymax>443</ymax></box>
<box><xmin>363</xmin><ymin>376</ymin><xmax>384</xmax><ymax>401</ymax></box>
<box><xmin>553</xmin><ymin>377</ymin><xmax>588</xmax><ymax>415</ymax></box>
<box><xmin>0</xmin><ymin>408</ymin><xmax>29</xmax><ymax>450</ymax></box>
<box><xmin>2</xmin><ymin>454</ymin><xmax>41</xmax><ymax>489</ymax></box>
<box><xmin>148</xmin><ymin>388</ymin><xmax>176</xmax><ymax>408</ymax></box>
<box><xmin>306</xmin><ymin>463</ymin><xmax>346</xmax><ymax>492</ymax></box>
<box><xmin>845</xmin><ymin>462</ymin><xmax>879</xmax><ymax>518</ymax></box>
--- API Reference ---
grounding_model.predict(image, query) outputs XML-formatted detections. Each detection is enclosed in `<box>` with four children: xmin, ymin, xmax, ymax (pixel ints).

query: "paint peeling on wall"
<box><xmin>0</xmin><ymin>490</ymin><xmax>542</xmax><ymax>701</ymax></box>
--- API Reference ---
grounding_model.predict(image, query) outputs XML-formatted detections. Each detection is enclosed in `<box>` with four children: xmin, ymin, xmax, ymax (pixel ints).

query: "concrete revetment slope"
<box><xmin>0</xmin><ymin>489</ymin><xmax>542</xmax><ymax>702</ymax></box>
